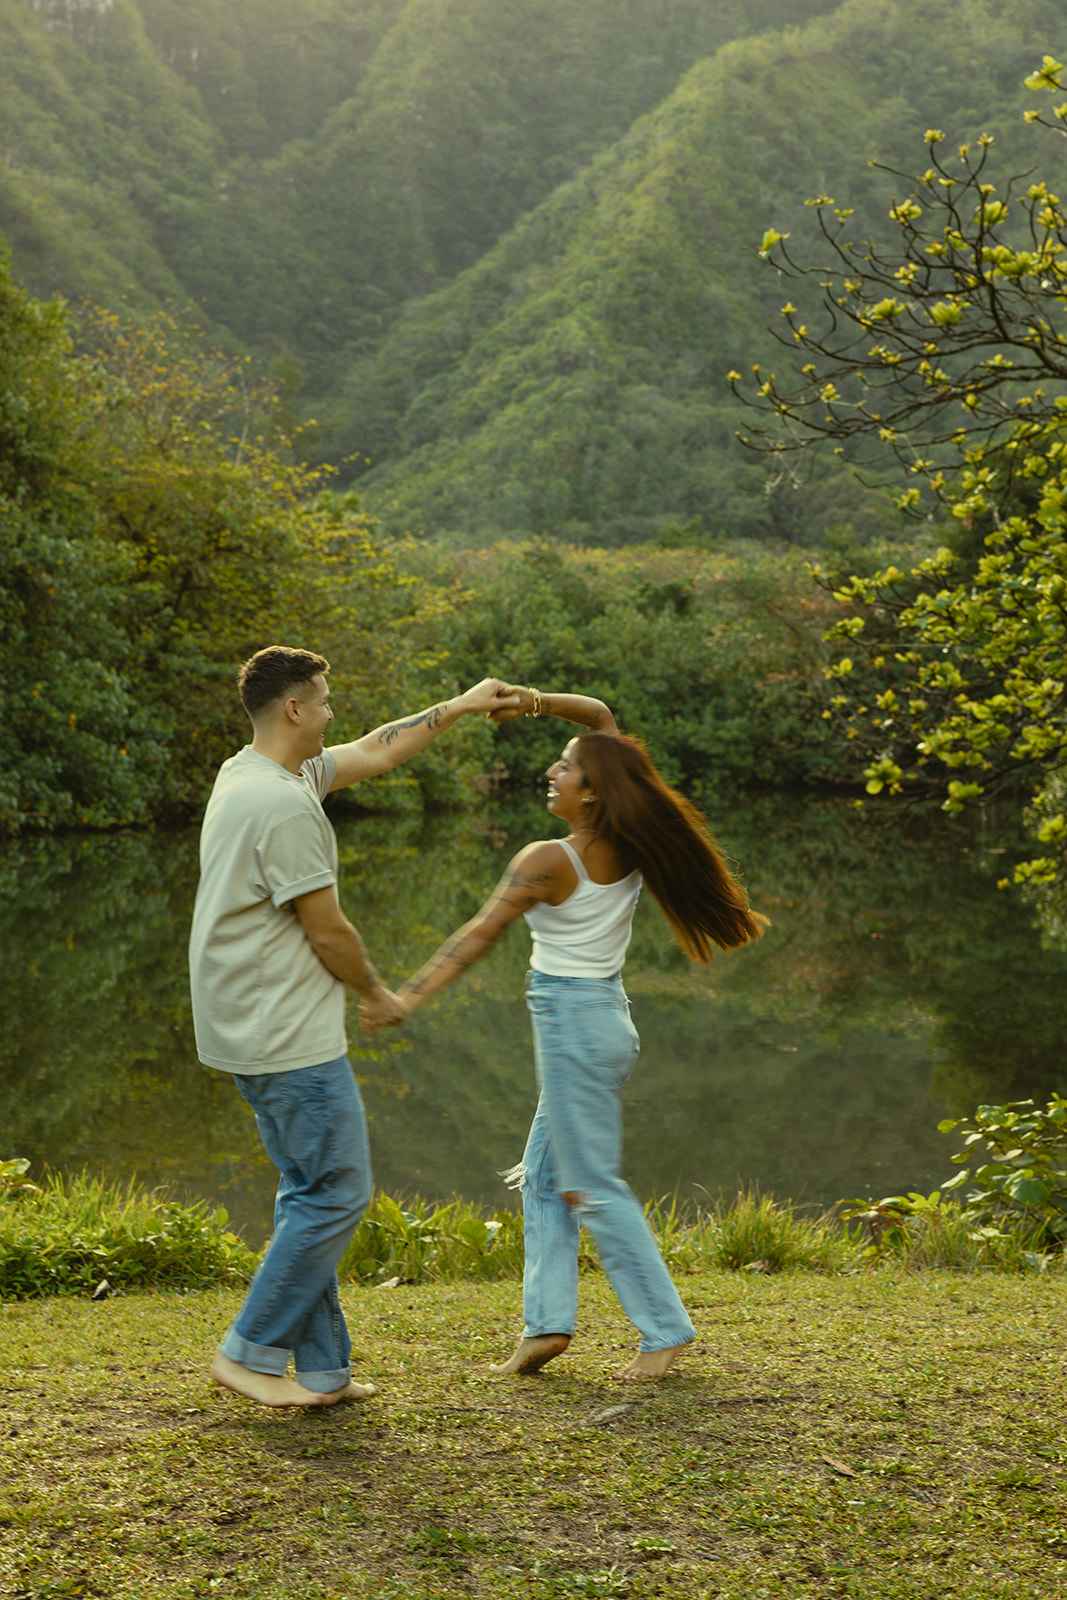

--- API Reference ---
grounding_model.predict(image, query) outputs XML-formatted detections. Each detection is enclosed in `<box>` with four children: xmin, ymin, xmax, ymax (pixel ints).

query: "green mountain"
<box><xmin>330</xmin><ymin>0</ymin><xmax>1067</xmax><ymax>543</ymax></box>
<box><xmin>2</xmin><ymin>0</ymin><xmax>1065</xmax><ymax>547</ymax></box>
<box><xmin>165</xmin><ymin>0</ymin><xmax>839</xmax><ymax>388</ymax></box>
<box><xmin>0</xmin><ymin>0</ymin><xmax>216</xmax><ymax>307</ymax></box>
<box><xmin>0</xmin><ymin>0</ymin><xmax>832</xmax><ymax>382</ymax></box>
<box><xmin>0</xmin><ymin>0</ymin><xmax>404</xmax><ymax>317</ymax></box>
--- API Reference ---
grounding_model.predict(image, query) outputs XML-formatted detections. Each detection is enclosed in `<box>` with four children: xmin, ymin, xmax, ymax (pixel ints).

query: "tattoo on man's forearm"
<box><xmin>376</xmin><ymin>705</ymin><xmax>444</xmax><ymax>747</ymax></box>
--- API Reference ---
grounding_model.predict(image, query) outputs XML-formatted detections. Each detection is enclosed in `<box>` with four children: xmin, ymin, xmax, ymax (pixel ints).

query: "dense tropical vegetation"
<box><xmin>4</xmin><ymin>0</ymin><xmax>1067</xmax><ymax>887</ymax></box>
<box><xmin>0</xmin><ymin>250</ymin><xmax>484</xmax><ymax>829</ymax></box>
<box><xmin>4</xmin><ymin>0</ymin><xmax>1064</xmax><ymax>547</ymax></box>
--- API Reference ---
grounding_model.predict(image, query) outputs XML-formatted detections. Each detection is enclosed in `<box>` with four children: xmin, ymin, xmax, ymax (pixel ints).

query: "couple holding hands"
<box><xmin>189</xmin><ymin>649</ymin><xmax>765</xmax><ymax>1408</ymax></box>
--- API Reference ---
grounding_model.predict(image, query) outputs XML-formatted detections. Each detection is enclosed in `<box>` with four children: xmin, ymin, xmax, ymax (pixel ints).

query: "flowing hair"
<box><xmin>574</xmin><ymin>731</ymin><xmax>768</xmax><ymax>963</ymax></box>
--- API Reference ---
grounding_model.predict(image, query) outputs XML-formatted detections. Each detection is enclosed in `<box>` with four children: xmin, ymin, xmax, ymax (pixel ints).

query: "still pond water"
<box><xmin>2</xmin><ymin>792</ymin><xmax>1063</xmax><ymax>1243</ymax></box>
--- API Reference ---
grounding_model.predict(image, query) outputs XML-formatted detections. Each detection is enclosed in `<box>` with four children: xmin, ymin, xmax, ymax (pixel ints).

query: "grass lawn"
<box><xmin>1</xmin><ymin>1269</ymin><xmax>1065</xmax><ymax>1599</ymax></box>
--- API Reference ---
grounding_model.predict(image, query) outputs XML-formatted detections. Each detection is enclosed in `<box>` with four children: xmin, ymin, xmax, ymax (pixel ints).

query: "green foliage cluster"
<box><xmin>842</xmin><ymin>1189</ymin><xmax>1050</xmax><ymax>1271</ymax></box>
<box><xmin>0</xmin><ymin>1163</ymin><xmax>257</xmax><ymax>1298</ymax></box>
<box><xmin>940</xmin><ymin>1095</ymin><xmax>1067</xmax><ymax>1238</ymax></box>
<box><xmin>0</xmin><ymin>254</ymin><xmax>477</xmax><ymax>831</ymax></box>
<box><xmin>843</xmin><ymin>1098</ymin><xmax>1067</xmax><ymax>1269</ymax></box>
<box><xmin>649</xmin><ymin>1190</ymin><xmax>848</xmax><ymax>1275</ymax></box>
<box><xmin>6</xmin><ymin>1149</ymin><xmax>1056</xmax><ymax>1302</ymax></box>
<box><xmin>340</xmin><ymin>1191</ymin><xmax>524</xmax><ymax>1285</ymax></box>
<box><xmin>741</xmin><ymin>58</ymin><xmax>1067</xmax><ymax>876</ymax></box>
<box><xmin>420</xmin><ymin>538</ymin><xmax>865</xmax><ymax>792</ymax></box>
<box><xmin>8</xmin><ymin>0</ymin><xmax>1067</xmax><ymax>550</ymax></box>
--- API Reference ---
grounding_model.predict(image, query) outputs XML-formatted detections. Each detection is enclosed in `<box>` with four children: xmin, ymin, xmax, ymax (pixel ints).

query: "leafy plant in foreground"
<box><xmin>0</xmin><ymin>1157</ymin><xmax>41</xmax><ymax>1201</ymax></box>
<box><xmin>340</xmin><ymin>1191</ymin><xmax>524</xmax><ymax>1285</ymax></box>
<box><xmin>940</xmin><ymin>1095</ymin><xmax>1067</xmax><ymax>1240</ymax></box>
<box><xmin>0</xmin><ymin>1163</ymin><xmax>258</xmax><ymax>1298</ymax></box>
<box><xmin>840</xmin><ymin>1189</ymin><xmax>1049</xmax><ymax>1271</ymax></box>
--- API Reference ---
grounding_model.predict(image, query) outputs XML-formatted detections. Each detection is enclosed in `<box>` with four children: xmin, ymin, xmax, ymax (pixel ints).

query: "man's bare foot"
<box><xmin>318</xmin><ymin>1378</ymin><xmax>377</xmax><ymax>1404</ymax></box>
<box><xmin>211</xmin><ymin>1351</ymin><xmax>334</xmax><ymax>1407</ymax></box>
<box><xmin>613</xmin><ymin>1341</ymin><xmax>691</xmax><ymax>1380</ymax></box>
<box><xmin>490</xmin><ymin>1334</ymin><xmax>571</xmax><ymax>1375</ymax></box>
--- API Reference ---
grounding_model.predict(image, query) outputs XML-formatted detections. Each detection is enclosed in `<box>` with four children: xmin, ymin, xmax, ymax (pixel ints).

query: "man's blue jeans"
<box><xmin>513</xmin><ymin>971</ymin><xmax>696</xmax><ymax>1353</ymax></box>
<box><xmin>220</xmin><ymin>1055</ymin><xmax>371</xmax><ymax>1394</ymax></box>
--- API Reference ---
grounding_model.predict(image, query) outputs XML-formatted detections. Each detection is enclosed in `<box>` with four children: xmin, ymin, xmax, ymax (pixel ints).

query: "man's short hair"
<box><xmin>237</xmin><ymin>646</ymin><xmax>330</xmax><ymax>719</ymax></box>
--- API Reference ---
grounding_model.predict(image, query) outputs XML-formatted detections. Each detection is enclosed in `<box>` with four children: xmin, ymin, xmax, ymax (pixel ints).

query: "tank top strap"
<box><xmin>556</xmin><ymin>837</ymin><xmax>590</xmax><ymax>882</ymax></box>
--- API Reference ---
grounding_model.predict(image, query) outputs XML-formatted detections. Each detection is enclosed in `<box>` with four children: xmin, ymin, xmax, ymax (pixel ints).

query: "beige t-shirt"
<box><xmin>189</xmin><ymin>746</ymin><xmax>347</xmax><ymax>1074</ymax></box>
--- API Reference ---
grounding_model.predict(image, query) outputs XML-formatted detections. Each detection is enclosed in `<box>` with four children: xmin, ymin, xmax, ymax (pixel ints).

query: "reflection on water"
<box><xmin>1</xmin><ymin>793</ymin><xmax>1064</xmax><ymax>1242</ymax></box>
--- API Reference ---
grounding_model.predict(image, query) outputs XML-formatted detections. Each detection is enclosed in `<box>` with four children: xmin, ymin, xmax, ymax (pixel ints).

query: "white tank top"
<box><xmin>524</xmin><ymin>838</ymin><xmax>642</xmax><ymax>977</ymax></box>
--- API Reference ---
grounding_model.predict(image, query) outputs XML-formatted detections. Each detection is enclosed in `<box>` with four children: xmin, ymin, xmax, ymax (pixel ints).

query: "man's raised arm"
<box><xmin>327</xmin><ymin>677</ymin><xmax>520</xmax><ymax>791</ymax></box>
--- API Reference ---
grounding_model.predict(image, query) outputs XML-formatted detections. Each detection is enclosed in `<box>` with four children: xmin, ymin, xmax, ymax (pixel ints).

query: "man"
<box><xmin>189</xmin><ymin>645</ymin><xmax>518</xmax><ymax>1408</ymax></box>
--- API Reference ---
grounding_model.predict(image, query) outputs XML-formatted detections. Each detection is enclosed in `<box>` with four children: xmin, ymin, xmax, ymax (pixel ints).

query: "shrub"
<box><xmin>646</xmin><ymin>1189</ymin><xmax>848</xmax><ymax>1275</ymax></box>
<box><xmin>841</xmin><ymin>1190</ymin><xmax>1053</xmax><ymax>1272</ymax></box>
<box><xmin>339</xmin><ymin>1191</ymin><xmax>525</xmax><ymax>1285</ymax></box>
<box><xmin>939</xmin><ymin>1096</ymin><xmax>1067</xmax><ymax>1242</ymax></box>
<box><xmin>0</xmin><ymin>1162</ymin><xmax>258</xmax><ymax>1298</ymax></box>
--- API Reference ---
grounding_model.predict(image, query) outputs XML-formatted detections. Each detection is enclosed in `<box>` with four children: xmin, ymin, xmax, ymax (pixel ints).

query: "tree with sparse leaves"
<box><xmin>732</xmin><ymin>56</ymin><xmax>1067</xmax><ymax>887</ymax></box>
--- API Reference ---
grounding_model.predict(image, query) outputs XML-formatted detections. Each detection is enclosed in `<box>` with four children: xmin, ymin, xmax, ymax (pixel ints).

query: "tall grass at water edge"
<box><xmin>1</xmin><ymin>1162</ymin><xmax>1060</xmax><ymax>1300</ymax></box>
<box><xmin>0</xmin><ymin>1163</ymin><xmax>256</xmax><ymax>1297</ymax></box>
<box><xmin>336</xmin><ymin>1186</ymin><xmax>1058</xmax><ymax>1284</ymax></box>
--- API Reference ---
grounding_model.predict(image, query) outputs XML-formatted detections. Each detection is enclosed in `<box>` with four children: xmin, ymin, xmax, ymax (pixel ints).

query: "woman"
<box><xmin>366</xmin><ymin>687</ymin><xmax>767</xmax><ymax>1379</ymax></box>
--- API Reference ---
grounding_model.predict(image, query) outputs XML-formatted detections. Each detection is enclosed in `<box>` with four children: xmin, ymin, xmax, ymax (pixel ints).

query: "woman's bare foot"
<box><xmin>490</xmin><ymin>1334</ymin><xmax>571</xmax><ymax>1375</ymax></box>
<box><xmin>613</xmin><ymin>1341</ymin><xmax>691</xmax><ymax>1380</ymax></box>
<box><xmin>211</xmin><ymin>1351</ymin><xmax>335</xmax><ymax>1407</ymax></box>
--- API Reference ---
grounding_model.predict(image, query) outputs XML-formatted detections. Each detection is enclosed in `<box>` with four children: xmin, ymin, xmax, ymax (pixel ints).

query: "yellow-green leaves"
<box><xmin>1025</xmin><ymin>55</ymin><xmax>1064</xmax><ymax>93</ymax></box>
<box><xmin>929</xmin><ymin>299</ymin><xmax>966</xmax><ymax>326</ymax></box>
<box><xmin>758</xmin><ymin>228</ymin><xmax>789</xmax><ymax>258</ymax></box>
<box><xmin>864</xmin><ymin>757</ymin><xmax>902</xmax><ymax>795</ymax></box>
<box><xmin>942</xmin><ymin>780</ymin><xmax>985</xmax><ymax>813</ymax></box>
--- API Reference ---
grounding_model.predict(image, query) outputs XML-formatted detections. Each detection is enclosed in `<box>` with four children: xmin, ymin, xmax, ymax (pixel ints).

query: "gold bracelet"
<box><xmin>525</xmin><ymin>686</ymin><xmax>542</xmax><ymax>718</ymax></box>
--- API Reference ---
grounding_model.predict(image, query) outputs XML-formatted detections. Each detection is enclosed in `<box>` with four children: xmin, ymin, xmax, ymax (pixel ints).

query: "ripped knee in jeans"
<box><xmin>502</xmin><ymin>1164</ymin><xmax>590</xmax><ymax>1212</ymax></box>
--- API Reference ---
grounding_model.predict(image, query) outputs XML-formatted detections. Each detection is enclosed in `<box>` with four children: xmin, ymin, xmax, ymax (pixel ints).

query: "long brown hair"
<box><xmin>574</xmin><ymin>731</ymin><xmax>768</xmax><ymax>963</ymax></box>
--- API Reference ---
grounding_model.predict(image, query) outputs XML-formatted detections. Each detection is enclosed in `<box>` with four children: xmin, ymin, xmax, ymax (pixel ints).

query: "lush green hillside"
<box><xmin>0</xmin><ymin>0</ymin><xmax>832</xmax><ymax>382</ymax></box>
<box><xmin>0</xmin><ymin>0</ymin><xmax>404</xmax><ymax>320</ymax></box>
<box><xmin>3</xmin><ymin>0</ymin><xmax>1067</xmax><ymax>558</ymax></box>
<box><xmin>332</xmin><ymin>0</ymin><xmax>1067</xmax><ymax>544</ymax></box>
<box><xmin>0</xmin><ymin>0</ymin><xmax>217</xmax><ymax>308</ymax></box>
<box><xmin>167</xmin><ymin>0</ymin><xmax>839</xmax><ymax>389</ymax></box>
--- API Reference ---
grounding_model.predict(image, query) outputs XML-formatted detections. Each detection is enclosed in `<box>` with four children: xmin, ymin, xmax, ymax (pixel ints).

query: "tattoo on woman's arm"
<box><xmin>376</xmin><ymin>705</ymin><xmax>444</xmax><ymax>747</ymax></box>
<box><xmin>407</xmin><ymin>937</ymin><xmax>474</xmax><ymax>994</ymax></box>
<box><xmin>503</xmin><ymin>866</ymin><xmax>554</xmax><ymax>905</ymax></box>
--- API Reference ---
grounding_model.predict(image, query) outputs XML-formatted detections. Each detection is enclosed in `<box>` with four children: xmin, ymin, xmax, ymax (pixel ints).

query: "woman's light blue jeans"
<box><xmin>512</xmin><ymin>971</ymin><xmax>696</xmax><ymax>1353</ymax></box>
<box><xmin>220</xmin><ymin>1054</ymin><xmax>371</xmax><ymax>1394</ymax></box>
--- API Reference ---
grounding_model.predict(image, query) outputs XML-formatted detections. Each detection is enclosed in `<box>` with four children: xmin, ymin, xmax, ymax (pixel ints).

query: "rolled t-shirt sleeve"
<box><xmin>258</xmin><ymin>811</ymin><xmax>338</xmax><ymax>909</ymax></box>
<box><xmin>302</xmin><ymin>749</ymin><xmax>337</xmax><ymax>802</ymax></box>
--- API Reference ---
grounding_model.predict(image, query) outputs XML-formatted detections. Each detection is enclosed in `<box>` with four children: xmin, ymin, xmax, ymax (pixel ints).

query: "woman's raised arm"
<box><xmin>488</xmin><ymin>687</ymin><xmax>618</xmax><ymax>732</ymax></box>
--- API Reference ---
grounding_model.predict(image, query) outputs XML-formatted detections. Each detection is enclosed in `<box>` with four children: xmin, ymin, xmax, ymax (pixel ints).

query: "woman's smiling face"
<box><xmin>545</xmin><ymin>738</ymin><xmax>592</xmax><ymax>823</ymax></box>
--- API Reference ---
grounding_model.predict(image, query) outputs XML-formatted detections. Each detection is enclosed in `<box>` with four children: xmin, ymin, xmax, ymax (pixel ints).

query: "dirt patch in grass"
<box><xmin>2</xmin><ymin>1271</ymin><xmax>1066</xmax><ymax>1598</ymax></box>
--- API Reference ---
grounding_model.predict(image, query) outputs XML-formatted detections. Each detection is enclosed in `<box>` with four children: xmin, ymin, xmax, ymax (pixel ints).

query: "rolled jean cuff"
<box><xmin>294</xmin><ymin>1364</ymin><xmax>352</xmax><ymax>1394</ymax></box>
<box><xmin>219</xmin><ymin>1325</ymin><xmax>289</xmax><ymax>1377</ymax></box>
<box><xmin>220</xmin><ymin>1327</ymin><xmax>351</xmax><ymax>1393</ymax></box>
